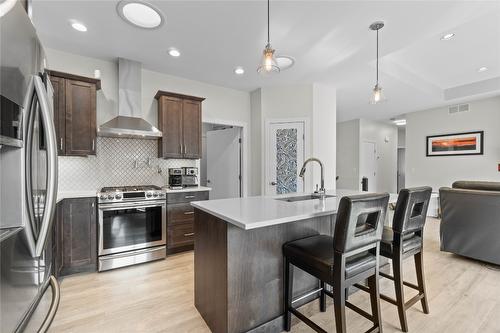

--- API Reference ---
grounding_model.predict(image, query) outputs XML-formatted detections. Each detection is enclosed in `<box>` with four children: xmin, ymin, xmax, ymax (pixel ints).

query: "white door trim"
<box><xmin>264</xmin><ymin>118</ymin><xmax>310</xmax><ymax>195</ymax></box>
<box><xmin>203</xmin><ymin>117</ymin><xmax>248</xmax><ymax>197</ymax></box>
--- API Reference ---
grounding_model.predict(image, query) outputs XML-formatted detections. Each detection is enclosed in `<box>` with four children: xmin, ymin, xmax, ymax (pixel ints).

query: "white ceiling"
<box><xmin>32</xmin><ymin>0</ymin><xmax>500</xmax><ymax>122</ymax></box>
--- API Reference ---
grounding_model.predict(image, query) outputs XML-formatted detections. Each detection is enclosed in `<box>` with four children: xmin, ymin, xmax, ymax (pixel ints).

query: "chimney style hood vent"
<box><xmin>98</xmin><ymin>58</ymin><xmax>162</xmax><ymax>139</ymax></box>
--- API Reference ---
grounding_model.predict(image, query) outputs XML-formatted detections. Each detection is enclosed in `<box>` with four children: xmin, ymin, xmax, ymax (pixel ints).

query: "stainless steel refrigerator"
<box><xmin>1</xmin><ymin>1</ymin><xmax>60</xmax><ymax>332</ymax></box>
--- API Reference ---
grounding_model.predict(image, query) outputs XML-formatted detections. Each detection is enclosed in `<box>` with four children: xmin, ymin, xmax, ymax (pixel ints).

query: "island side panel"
<box><xmin>194</xmin><ymin>208</ymin><xmax>228</xmax><ymax>333</ymax></box>
<box><xmin>227</xmin><ymin>215</ymin><xmax>333</xmax><ymax>333</ymax></box>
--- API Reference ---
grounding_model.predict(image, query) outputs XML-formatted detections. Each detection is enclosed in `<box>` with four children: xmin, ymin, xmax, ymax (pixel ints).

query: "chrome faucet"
<box><xmin>299</xmin><ymin>157</ymin><xmax>325</xmax><ymax>198</ymax></box>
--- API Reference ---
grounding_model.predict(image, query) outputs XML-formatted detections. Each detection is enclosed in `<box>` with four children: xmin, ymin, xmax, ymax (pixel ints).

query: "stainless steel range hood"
<box><xmin>98</xmin><ymin>58</ymin><xmax>162</xmax><ymax>139</ymax></box>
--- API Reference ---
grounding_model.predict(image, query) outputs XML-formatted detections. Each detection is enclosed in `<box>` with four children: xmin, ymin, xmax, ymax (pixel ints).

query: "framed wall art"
<box><xmin>426</xmin><ymin>131</ymin><xmax>484</xmax><ymax>157</ymax></box>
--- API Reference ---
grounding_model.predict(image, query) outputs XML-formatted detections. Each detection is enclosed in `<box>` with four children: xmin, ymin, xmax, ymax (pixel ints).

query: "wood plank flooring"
<box><xmin>49</xmin><ymin>218</ymin><xmax>500</xmax><ymax>333</ymax></box>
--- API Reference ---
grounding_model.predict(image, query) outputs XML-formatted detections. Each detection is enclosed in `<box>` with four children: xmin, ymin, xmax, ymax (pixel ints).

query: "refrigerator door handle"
<box><xmin>33</xmin><ymin>75</ymin><xmax>58</xmax><ymax>257</ymax></box>
<box><xmin>37</xmin><ymin>276</ymin><xmax>60</xmax><ymax>333</ymax></box>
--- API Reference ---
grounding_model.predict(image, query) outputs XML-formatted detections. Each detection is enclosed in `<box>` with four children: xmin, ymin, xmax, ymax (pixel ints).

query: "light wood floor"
<box><xmin>49</xmin><ymin>218</ymin><xmax>500</xmax><ymax>333</ymax></box>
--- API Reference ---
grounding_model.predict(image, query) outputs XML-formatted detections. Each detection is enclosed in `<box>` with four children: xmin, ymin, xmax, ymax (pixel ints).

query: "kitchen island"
<box><xmin>191</xmin><ymin>190</ymin><xmax>396</xmax><ymax>333</ymax></box>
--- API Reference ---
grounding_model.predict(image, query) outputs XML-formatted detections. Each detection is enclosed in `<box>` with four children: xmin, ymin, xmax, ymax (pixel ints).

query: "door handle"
<box><xmin>33</xmin><ymin>76</ymin><xmax>58</xmax><ymax>257</ymax></box>
<box><xmin>270</xmin><ymin>181</ymin><xmax>277</xmax><ymax>186</ymax></box>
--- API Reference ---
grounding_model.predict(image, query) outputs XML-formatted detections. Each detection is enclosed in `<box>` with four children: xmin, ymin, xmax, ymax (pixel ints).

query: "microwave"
<box><xmin>0</xmin><ymin>95</ymin><xmax>23</xmax><ymax>147</ymax></box>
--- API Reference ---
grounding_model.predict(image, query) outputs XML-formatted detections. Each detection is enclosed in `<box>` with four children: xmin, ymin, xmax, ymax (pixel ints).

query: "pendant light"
<box><xmin>369</xmin><ymin>21</ymin><xmax>386</xmax><ymax>104</ymax></box>
<box><xmin>257</xmin><ymin>0</ymin><xmax>280</xmax><ymax>74</ymax></box>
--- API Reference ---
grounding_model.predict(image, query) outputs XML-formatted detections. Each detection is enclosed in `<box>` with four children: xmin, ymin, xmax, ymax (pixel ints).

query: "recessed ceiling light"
<box><xmin>275</xmin><ymin>55</ymin><xmax>295</xmax><ymax>70</ymax></box>
<box><xmin>117</xmin><ymin>0</ymin><xmax>164</xmax><ymax>29</ymax></box>
<box><xmin>71</xmin><ymin>22</ymin><xmax>87</xmax><ymax>32</ymax></box>
<box><xmin>440</xmin><ymin>33</ymin><xmax>455</xmax><ymax>41</ymax></box>
<box><xmin>234</xmin><ymin>67</ymin><xmax>245</xmax><ymax>75</ymax></box>
<box><xmin>168</xmin><ymin>48</ymin><xmax>180</xmax><ymax>57</ymax></box>
<box><xmin>477</xmin><ymin>66</ymin><xmax>488</xmax><ymax>72</ymax></box>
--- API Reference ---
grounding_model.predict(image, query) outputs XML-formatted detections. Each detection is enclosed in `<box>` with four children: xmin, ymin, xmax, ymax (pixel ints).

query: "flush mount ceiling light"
<box><xmin>393</xmin><ymin>119</ymin><xmax>407</xmax><ymax>126</ymax></box>
<box><xmin>275</xmin><ymin>55</ymin><xmax>295</xmax><ymax>70</ymax></box>
<box><xmin>168</xmin><ymin>48</ymin><xmax>180</xmax><ymax>57</ymax></box>
<box><xmin>117</xmin><ymin>0</ymin><xmax>164</xmax><ymax>29</ymax></box>
<box><xmin>477</xmin><ymin>66</ymin><xmax>488</xmax><ymax>72</ymax></box>
<box><xmin>234</xmin><ymin>67</ymin><xmax>245</xmax><ymax>75</ymax></box>
<box><xmin>71</xmin><ymin>21</ymin><xmax>87</xmax><ymax>32</ymax></box>
<box><xmin>440</xmin><ymin>33</ymin><xmax>455</xmax><ymax>41</ymax></box>
<box><xmin>257</xmin><ymin>0</ymin><xmax>280</xmax><ymax>74</ymax></box>
<box><xmin>369</xmin><ymin>21</ymin><xmax>386</xmax><ymax>104</ymax></box>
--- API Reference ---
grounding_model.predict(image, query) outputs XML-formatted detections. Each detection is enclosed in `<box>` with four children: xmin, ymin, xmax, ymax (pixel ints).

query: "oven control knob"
<box><xmin>100</xmin><ymin>194</ymin><xmax>106</xmax><ymax>200</ymax></box>
<box><xmin>153</xmin><ymin>192</ymin><xmax>159</xmax><ymax>198</ymax></box>
<box><xmin>115</xmin><ymin>194</ymin><xmax>122</xmax><ymax>200</ymax></box>
<box><xmin>107</xmin><ymin>194</ymin><xmax>114</xmax><ymax>200</ymax></box>
<box><xmin>146</xmin><ymin>192</ymin><xmax>152</xmax><ymax>198</ymax></box>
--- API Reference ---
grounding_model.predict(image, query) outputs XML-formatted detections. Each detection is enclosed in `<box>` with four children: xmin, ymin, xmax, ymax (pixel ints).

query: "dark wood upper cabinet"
<box><xmin>48</xmin><ymin>70</ymin><xmax>100</xmax><ymax>156</ymax></box>
<box><xmin>155</xmin><ymin>91</ymin><xmax>204</xmax><ymax>159</ymax></box>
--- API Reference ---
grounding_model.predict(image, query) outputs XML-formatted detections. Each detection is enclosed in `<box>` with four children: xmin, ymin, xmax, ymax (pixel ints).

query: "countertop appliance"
<box><xmin>1</xmin><ymin>2</ymin><xmax>60</xmax><ymax>332</ymax></box>
<box><xmin>168</xmin><ymin>167</ymin><xmax>199</xmax><ymax>188</ymax></box>
<box><xmin>97</xmin><ymin>185</ymin><xmax>166</xmax><ymax>271</ymax></box>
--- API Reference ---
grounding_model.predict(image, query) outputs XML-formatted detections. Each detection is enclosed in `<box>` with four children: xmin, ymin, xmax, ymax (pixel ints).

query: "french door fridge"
<box><xmin>0</xmin><ymin>2</ymin><xmax>60</xmax><ymax>332</ymax></box>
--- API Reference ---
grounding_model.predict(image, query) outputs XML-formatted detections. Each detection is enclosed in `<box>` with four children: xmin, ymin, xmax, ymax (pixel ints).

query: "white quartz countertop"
<box><xmin>163</xmin><ymin>186</ymin><xmax>212</xmax><ymax>193</ymax></box>
<box><xmin>191</xmin><ymin>189</ymin><xmax>398</xmax><ymax>230</ymax></box>
<box><xmin>57</xmin><ymin>190</ymin><xmax>97</xmax><ymax>203</ymax></box>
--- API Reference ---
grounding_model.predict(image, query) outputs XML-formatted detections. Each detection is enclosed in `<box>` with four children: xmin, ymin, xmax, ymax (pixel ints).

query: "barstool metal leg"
<box><xmin>368</xmin><ymin>263</ymin><xmax>383</xmax><ymax>332</ymax></box>
<box><xmin>393</xmin><ymin>253</ymin><xmax>409</xmax><ymax>332</ymax></box>
<box><xmin>320</xmin><ymin>281</ymin><xmax>326</xmax><ymax>312</ymax></box>
<box><xmin>414</xmin><ymin>251</ymin><xmax>430</xmax><ymax>314</ymax></box>
<box><xmin>284</xmin><ymin>257</ymin><xmax>294</xmax><ymax>332</ymax></box>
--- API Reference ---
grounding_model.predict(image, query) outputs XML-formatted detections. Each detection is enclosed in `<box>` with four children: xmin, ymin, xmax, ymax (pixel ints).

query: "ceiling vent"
<box><xmin>448</xmin><ymin>103</ymin><xmax>470</xmax><ymax>114</ymax></box>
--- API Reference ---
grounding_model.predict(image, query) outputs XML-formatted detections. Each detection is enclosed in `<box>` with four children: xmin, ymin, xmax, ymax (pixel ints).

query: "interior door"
<box><xmin>206</xmin><ymin>127</ymin><xmax>241</xmax><ymax>199</ymax></box>
<box><xmin>266</xmin><ymin>122</ymin><xmax>305</xmax><ymax>195</ymax></box>
<box><xmin>360</xmin><ymin>141</ymin><xmax>377</xmax><ymax>192</ymax></box>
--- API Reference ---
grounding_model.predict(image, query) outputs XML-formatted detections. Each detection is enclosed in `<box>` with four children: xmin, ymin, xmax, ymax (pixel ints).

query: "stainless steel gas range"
<box><xmin>97</xmin><ymin>185</ymin><xmax>166</xmax><ymax>271</ymax></box>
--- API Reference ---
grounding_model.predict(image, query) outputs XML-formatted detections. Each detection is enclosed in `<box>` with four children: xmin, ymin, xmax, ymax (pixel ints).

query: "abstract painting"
<box><xmin>426</xmin><ymin>131</ymin><xmax>483</xmax><ymax>156</ymax></box>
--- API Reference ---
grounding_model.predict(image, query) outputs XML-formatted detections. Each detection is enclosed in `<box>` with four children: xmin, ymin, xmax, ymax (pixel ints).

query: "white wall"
<box><xmin>336</xmin><ymin>119</ymin><xmax>398</xmax><ymax>193</ymax></box>
<box><xmin>250</xmin><ymin>84</ymin><xmax>337</xmax><ymax>194</ymax></box>
<box><xmin>336</xmin><ymin>119</ymin><xmax>360</xmax><ymax>190</ymax></box>
<box><xmin>359</xmin><ymin>119</ymin><xmax>398</xmax><ymax>193</ymax></box>
<box><xmin>46</xmin><ymin>48</ymin><xmax>251</xmax><ymax>128</ymax></box>
<box><xmin>406</xmin><ymin>96</ymin><xmax>500</xmax><ymax>191</ymax></box>
<box><xmin>312</xmin><ymin>84</ymin><xmax>337</xmax><ymax>190</ymax></box>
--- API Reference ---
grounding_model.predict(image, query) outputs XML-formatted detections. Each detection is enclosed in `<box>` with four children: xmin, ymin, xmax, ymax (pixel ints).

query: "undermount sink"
<box><xmin>276</xmin><ymin>194</ymin><xmax>335</xmax><ymax>202</ymax></box>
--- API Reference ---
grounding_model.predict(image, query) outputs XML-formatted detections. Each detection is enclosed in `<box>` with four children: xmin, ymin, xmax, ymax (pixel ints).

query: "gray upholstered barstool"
<box><xmin>361</xmin><ymin>187</ymin><xmax>432</xmax><ymax>332</ymax></box>
<box><xmin>283</xmin><ymin>193</ymin><xmax>390</xmax><ymax>333</ymax></box>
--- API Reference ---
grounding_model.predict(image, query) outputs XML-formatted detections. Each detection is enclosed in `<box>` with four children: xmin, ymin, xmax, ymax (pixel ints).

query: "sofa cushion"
<box><xmin>452</xmin><ymin>181</ymin><xmax>500</xmax><ymax>192</ymax></box>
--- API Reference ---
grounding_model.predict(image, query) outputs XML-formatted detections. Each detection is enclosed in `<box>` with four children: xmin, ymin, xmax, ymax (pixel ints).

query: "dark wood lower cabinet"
<box><xmin>166</xmin><ymin>191</ymin><xmax>209</xmax><ymax>254</ymax></box>
<box><xmin>53</xmin><ymin>197</ymin><xmax>97</xmax><ymax>277</ymax></box>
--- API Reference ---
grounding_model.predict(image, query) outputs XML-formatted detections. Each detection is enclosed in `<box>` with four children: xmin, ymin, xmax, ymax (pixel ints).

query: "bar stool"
<box><xmin>371</xmin><ymin>187</ymin><xmax>431</xmax><ymax>332</ymax></box>
<box><xmin>283</xmin><ymin>193</ymin><xmax>390</xmax><ymax>333</ymax></box>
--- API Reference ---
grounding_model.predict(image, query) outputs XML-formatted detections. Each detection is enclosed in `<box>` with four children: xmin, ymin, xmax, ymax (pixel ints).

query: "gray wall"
<box><xmin>405</xmin><ymin>96</ymin><xmax>500</xmax><ymax>191</ymax></box>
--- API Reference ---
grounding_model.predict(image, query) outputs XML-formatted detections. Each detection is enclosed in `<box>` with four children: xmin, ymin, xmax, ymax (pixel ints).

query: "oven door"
<box><xmin>98</xmin><ymin>201</ymin><xmax>166</xmax><ymax>256</ymax></box>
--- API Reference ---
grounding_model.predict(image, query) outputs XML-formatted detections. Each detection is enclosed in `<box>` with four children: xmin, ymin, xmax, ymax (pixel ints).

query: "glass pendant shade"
<box><xmin>370</xmin><ymin>84</ymin><xmax>386</xmax><ymax>104</ymax></box>
<box><xmin>257</xmin><ymin>44</ymin><xmax>280</xmax><ymax>74</ymax></box>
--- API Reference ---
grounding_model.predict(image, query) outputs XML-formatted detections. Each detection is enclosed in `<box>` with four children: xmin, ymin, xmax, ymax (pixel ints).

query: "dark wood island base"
<box><xmin>194</xmin><ymin>208</ymin><xmax>334</xmax><ymax>333</ymax></box>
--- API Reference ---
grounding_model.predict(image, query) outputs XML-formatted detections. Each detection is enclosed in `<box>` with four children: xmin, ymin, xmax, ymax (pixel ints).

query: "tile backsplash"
<box><xmin>58</xmin><ymin>137</ymin><xmax>196</xmax><ymax>191</ymax></box>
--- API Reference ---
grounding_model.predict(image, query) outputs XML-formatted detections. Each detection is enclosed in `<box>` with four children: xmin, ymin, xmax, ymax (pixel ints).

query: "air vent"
<box><xmin>448</xmin><ymin>103</ymin><xmax>470</xmax><ymax>114</ymax></box>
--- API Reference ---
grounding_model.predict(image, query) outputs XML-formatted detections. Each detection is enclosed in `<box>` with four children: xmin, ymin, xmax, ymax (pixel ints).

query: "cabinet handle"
<box><xmin>60</xmin><ymin>138</ymin><xmax>63</xmax><ymax>150</ymax></box>
<box><xmin>185</xmin><ymin>195</ymin><xmax>196</xmax><ymax>199</ymax></box>
<box><xmin>183</xmin><ymin>232</ymin><xmax>194</xmax><ymax>237</ymax></box>
<box><xmin>92</xmin><ymin>139</ymin><xmax>95</xmax><ymax>151</ymax></box>
<box><xmin>183</xmin><ymin>211</ymin><xmax>194</xmax><ymax>215</ymax></box>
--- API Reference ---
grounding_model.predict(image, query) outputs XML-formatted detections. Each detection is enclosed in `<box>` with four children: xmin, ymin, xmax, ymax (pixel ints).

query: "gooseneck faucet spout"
<box><xmin>299</xmin><ymin>157</ymin><xmax>325</xmax><ymax>196</ymax></box>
